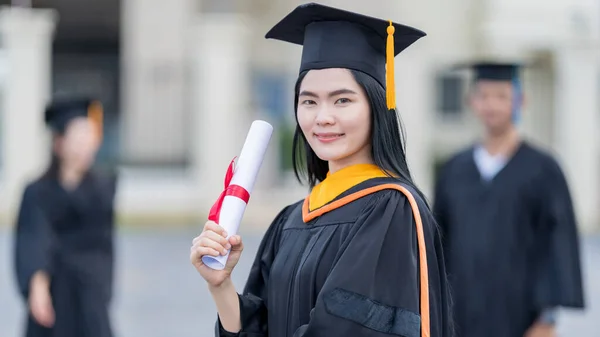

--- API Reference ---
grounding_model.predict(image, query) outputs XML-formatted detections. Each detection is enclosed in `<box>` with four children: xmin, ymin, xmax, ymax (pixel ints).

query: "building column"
<box><xmin>0</xmin><ymin>6</ymin><xmax>56</xmax><ymax>220</ymax></box>
<box><xmin>553</xmin><ymin>47</ymin><xmax>599</xmax><ymax>233</ymax></box>
<box><xmin>396</xmin><ymin>54</ymin><xmax>435</xmax><ymax>199</ymax></box>
<box><xmin>120</xmin><ymin>0</ymin><xmax>195</xmax><ymax>165</ymax></box>
<box><xmin>191</xmin><ymin>13</ymin><xmax>252</xmax><ymax>205</ymax></box>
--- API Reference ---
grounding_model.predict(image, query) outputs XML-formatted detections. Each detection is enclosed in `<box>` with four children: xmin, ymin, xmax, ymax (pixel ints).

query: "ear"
<box><xmin>52</xmin><ymin>134</ymin><xmax>64</xmax><ymax>154</ymax></box>
<box><xmin>520</xmin><ymin>92</ymin><xmax>527</xmax><ymax>109</ymax></box>
<box><xmin>464</xmin><ymin>89</ymin><xmax>475</xmax><ymax>110</ymax></box>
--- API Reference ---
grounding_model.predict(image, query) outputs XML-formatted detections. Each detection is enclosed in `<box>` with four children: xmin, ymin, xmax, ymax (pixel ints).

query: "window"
<box><xmin>435</xmin><ymin>72</ymin><xmax>465</xmax><ymax>117</ymax></box>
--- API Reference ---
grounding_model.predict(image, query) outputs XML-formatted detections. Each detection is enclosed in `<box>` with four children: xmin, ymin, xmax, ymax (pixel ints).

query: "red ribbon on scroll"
<box><xmin>208</xmin><ymin>157</ymin><xmax>251</xmax><ymax>224</ymax></box>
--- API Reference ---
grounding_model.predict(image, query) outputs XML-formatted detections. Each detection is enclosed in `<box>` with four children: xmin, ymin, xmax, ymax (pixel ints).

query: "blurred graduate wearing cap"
<box><xmin>433</xmin><ymin>62</ymin><xmax>585</xmax><ymax>337</ymax></box>
<box><xmin>13</xmin><ymin>97</ymin><xmax>118</xmax><ymax>337</ymax></box>
<box><xmin>190</xmin><ymin>3</ymin><xmax>452</xmax><ymax>337</ymax></box>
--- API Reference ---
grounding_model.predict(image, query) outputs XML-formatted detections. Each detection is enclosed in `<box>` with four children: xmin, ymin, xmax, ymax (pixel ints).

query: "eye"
<box><xmin>335</xmin><ymin>98</ymin><xmax>352</xmax><ymax>104</ymax></box>
<box><xmin>301</xmin><ymin>100</ymin><xmax>316</xmax><ymax>105</ymax></box>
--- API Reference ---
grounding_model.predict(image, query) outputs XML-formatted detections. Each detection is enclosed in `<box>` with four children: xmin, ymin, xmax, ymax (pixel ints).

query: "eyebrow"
<box><xmin>299</xmin><ymin>88</ymin><xmax>358</xmax><ymax>98</ymax></box>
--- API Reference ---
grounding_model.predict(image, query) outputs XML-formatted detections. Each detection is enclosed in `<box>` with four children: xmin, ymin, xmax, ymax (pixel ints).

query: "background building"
<box><xmin>0</xmin><ymin>0</ymin><xmax>598</xmax><ymax>233</ymax></box>
<box><xmin>0</xmin><ymin>1</ymin><xmax>599</xmax><ymax>336</ymax></box>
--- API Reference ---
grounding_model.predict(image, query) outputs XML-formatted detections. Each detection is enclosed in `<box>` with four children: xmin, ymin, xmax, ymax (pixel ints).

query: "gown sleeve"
<box><xmin>293</xmin><ymin>190</ymin><xmax>435</xmax><ymax>337</ymax></box>
<box><xmin>13</xmin><ymin>184</ymin><xmax>55</xmax><ymax>299</ymax></box>
<box><xmin>532</xmin><ymin>159</ymin><xmax>585</xmax><ymax>311</ymax></box>
<box><xmin>215</xmin><ymin>204</ymin><xmax>295</xmax><ymax>337</ymax></box>
<box><xmin>103</xmin><ymin>171</ymin><xmax>119</xmax><ymax>302</ymax></box>
<box><xmin>432</xmin><ymin>165</ymin><xmax>450</xmax><ymax>241</ymax></box>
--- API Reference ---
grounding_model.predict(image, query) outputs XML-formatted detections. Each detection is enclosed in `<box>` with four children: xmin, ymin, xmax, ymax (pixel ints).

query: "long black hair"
<box><xmin>42</xmin><ymin>133</ymin><xmax>62</xmax><ymax>181</ymax></box>
<box><xmin>291</xmin><ymin>69</ymin><xmax>429</xmax><ymax>206</ymax></box>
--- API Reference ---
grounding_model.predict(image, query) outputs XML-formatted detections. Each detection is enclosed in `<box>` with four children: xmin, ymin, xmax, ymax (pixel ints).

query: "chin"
<box><xmin>311</xmin><ymin>147</ymin><xmax>346</xmax><ymax>162</ymax></box>
<box><xmin>485</xmin><ymin>123</ymin><xmax>512</xmax><ymax>134</ymax></box>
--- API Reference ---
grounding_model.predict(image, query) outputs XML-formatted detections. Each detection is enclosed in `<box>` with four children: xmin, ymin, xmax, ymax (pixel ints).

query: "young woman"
<box><xmin>191</xmin><ymin>3</ymin><xmax>453</xmax><ymax>337</ymax></box>
<box><xmin>13</xmin><ymin>98</ymin><xmax>118</xmax><ymax>337</ymax></box>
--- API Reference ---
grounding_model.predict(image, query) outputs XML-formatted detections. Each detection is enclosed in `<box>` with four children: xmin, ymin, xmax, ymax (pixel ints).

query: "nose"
<box><xmin>314</xmin><ymin>105</ymin><xmax>335</xmax><ymax>126</ymax></box>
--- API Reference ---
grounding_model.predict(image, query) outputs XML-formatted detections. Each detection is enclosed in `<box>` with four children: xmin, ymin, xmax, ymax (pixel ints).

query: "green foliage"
<box><xmin>278</xmin><ymin>123</ymin><xmax>296</xmax><ymax>172</ymax></box>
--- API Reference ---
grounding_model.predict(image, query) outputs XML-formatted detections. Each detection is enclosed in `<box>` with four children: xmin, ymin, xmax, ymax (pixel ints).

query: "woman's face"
<box><xmin>296</xmin><ymin>68</ymin><xmax>372</xmax><ymax>173</ymax></box>
<box><xmin>54</xmin><ymin>117</ymin><xmax>101</xmax><ymax>173</ymax></box>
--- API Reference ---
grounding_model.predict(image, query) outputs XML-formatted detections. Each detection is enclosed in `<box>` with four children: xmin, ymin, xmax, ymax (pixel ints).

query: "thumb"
<box><xmin>229</xmin><ymin>235</ymin><xmax>244</xmax><ymax>251</ymax></box>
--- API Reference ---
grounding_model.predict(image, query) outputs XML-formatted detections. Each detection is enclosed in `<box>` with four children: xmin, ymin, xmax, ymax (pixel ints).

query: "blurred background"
<box><xmin>0</xmin><ymin>0</ymin><xmax>598</xmax><ymax>336</ymax></box>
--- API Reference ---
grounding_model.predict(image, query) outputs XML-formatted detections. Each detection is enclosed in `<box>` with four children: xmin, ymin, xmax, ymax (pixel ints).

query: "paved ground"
<box><xmin>0</xmin><ymin>226</ymin><xmax>598</xmax><ymax>337</ymax></box>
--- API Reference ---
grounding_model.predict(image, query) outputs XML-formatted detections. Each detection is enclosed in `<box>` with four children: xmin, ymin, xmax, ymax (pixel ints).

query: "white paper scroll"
<box><xmin>202</xmin><ymin>120</ymin><xmax>274</xmax><ymax>270</ymax></box>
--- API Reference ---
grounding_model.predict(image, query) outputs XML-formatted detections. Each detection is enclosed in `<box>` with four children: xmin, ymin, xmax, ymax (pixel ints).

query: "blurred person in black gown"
<box><xmin>13</xmin><ymin>98</ymin><xmax>118</xmax><ymax>337</ymax></box>
<box><xmin>190</xmin><ymin>3</ymin><xmax>453</xmax><ymax>337</ymax></box>
<box><xmin>433</xmin><ymin>62</ymin><xmax>585</xmax><ymax>337</ymax></box>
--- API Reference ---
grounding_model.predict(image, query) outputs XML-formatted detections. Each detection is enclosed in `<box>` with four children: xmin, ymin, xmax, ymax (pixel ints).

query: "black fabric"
<box><xmin>474</xmin><ymin>63</ymin><xmax>518</xmax><ymax>81</ymax></box>
<box><xmin>433</xmin><ymin>141</ymin><xmax>585</xmax><ymax>337</ymax></box>
<box><xmin>44</xmin><ymin>97</ymin><xmax>95</xmax><ymax>133</ymax></box>
<box><xmin>13</xmin><ymin>170</ymin><xmax>118</xmax><ymax>337</ymax></box>
<box><xmin>323</xmin><ymin>287</ymin><xmax>421</xmax><ymax>337</ymax></box>
<box><xmin>265</xmin><ymin>2</ymin><xmax>426</xmax><ymax>87</ymax></box>
<box><xmin>215</xmin><ymin>177</ymin><xmax>452</xmax><ymax>337</ymax></box>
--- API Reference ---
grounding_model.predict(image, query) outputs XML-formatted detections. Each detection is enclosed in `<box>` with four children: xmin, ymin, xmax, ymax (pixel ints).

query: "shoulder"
<box><xmin>90</xmin><ymin>168</ymin><xmax>119</xmax><ymax>186</ymax></box>
<box><xmin>265</xmin><ymin>199</ymin><xmax>304</xmax><ymax>232</ymax></box>
<box><xmin>274</xmin><ymin>199</ymin><xmax>304</xmax><ymax>223</ymax></box>
<box><xmin>20</xmin><ymin>177</ymin><xmax>53</xmax><ymax>202</ymax></box>
<box><xmin>361</xmin><ymin>178</ymin><xmax>433</xmax><ymax>224</ymax></box>
<box><xmin>356</xmin><ymin>180</ymin><xmax>440</xmax><ymax>248</ymax></box>
<box><xmin>520</xmin><ymin>142</ymin><xmax>566</xmax><ymax>179</ymax></box>
<box><xmin>438</xmin><ymin>147</ymin><xmax>474</xmax><ymax>177</ymax></box>
<box><xmin>88</xmin><ymin>168</ymin><xmax>119</xmax><ymax>196</ymax></box>
<box><xmin>257</xmin><ymin>199</ymin><xmax>304</xmax><ymax>250</ymax></box>
<box><xmin>14</xmin><ymin>179</ymin><xmax>55</xmax><ymax>222</ymax></box>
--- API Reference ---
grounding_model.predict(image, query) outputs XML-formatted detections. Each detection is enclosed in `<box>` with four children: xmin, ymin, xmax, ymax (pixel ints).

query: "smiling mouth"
<box><xmin>314</xmin><ymin>133</ymin><xmax>345</xmax><ymax>142</ymax></box>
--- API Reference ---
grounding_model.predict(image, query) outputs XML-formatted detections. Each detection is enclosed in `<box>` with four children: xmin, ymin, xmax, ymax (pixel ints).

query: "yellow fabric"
<box><xmin>385</xmin><ymin>20</ymin><xmax>396</xmax><ymax>110</ymax></box>
<box><xmin>308</xmin><ymin>164</ymin><xmax>389</xmax><ymax>211</ymax></box>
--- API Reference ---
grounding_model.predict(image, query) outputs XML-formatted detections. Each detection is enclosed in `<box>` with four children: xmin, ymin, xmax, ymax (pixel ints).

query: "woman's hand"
<box><xmin>524</xmin><ymin>322</ymin><xmax>556</xmax><ymax>337</ymax></box>
<box><xmin>29</xmin><ymin>271</ymin><xmax>55</xmax><ymax>328</ymax></box>
<box><xmin>190</xmin><ymin>221</ymin><xmax>244</xmax><ymax>287</ymax></box>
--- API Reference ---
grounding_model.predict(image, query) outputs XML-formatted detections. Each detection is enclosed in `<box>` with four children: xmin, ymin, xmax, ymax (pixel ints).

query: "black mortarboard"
<box><xmin>466</xmin><ymin>62</ymin><xmax>522</xmax><ymax>82</ymax></box>
<box><xmin>265</xmin><ymin>2</ymin><xmax>426</xmax><ymax>110</ymax></box>
<box><xmin>44</xmin><ymin>97</ymin><xmax>103</xmax><ymax>138</ymax></box>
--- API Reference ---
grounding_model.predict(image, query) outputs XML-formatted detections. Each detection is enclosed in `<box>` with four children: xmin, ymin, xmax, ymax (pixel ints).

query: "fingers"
<box><xmin>190</xmin><ymin>245</ymin><xmax>220</xmax><ymax>263</ymax></box>
<box><xmin>46</xmin><ymin>304</ymin><xmax>55</xmax><ymax>327</ymax></box>
<box><xmin>31</xmin><ymin>300</ymin><xmax>55</xmax><ymax>328</ymax></box>
<box><xmin>199</xmin><ymin>234</ymin><xmax>230</xmax><ymax>255</ymax></box>
<box><xmin>190</xmin><ymin>223</ymin><xmax>243</xmax><ymax>269</ymax></box>
<box><xmin>203</xmin><ymin>221</ymin><xmax>227</xmax><ymax>237</ymax></box>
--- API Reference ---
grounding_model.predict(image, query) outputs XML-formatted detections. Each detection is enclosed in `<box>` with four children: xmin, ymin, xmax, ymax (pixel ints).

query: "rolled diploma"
<box><xmin>202</xmin><ymin>120</ymin><xmax>274</xmax><ymax>270</ymax></box>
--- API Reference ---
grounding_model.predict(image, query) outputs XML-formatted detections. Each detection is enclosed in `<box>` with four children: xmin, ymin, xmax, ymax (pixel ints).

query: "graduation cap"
<box><xmin>265</xmin><ymin>2</ymin><xmax>426</xmax><ymax>111</ymax></box>
<box><xmin>472</xmin><ymin>62</ymin><xmax>522</xmax><ymax>82</ymax></box>
<box><xmin>44</xmin><ymin>97</ymin><xmax>104</xmax><ymax>140</ymax></box>
<box><xmin>451</xmin><ymin>60</ymin><xmax>528</xmax><ymax>83</ymax></box>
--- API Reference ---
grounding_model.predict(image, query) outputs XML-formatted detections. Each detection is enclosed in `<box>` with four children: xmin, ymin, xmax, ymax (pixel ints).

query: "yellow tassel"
<box><xmin>386</xmin><ymin>20</ymin><xmax>396</xmax><ymax>110</ymax></box>
<box><xmin>88</xmin><ymin>100</ymin><xmax>104</xmax><ymax>142</ymax></box>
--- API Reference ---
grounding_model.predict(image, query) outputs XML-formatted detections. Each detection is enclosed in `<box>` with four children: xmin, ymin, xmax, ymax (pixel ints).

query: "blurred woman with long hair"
<box><xmin>13</xmin><ymin>98</ymin><xmax>118</xmax><ymax>337</ymax></box>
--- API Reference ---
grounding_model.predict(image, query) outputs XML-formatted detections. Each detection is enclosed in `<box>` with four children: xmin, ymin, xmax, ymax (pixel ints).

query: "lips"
<box><xmin>314</xmin><ymin>132</ymin><xmax>345</xmax><ymax>142</ymax></box>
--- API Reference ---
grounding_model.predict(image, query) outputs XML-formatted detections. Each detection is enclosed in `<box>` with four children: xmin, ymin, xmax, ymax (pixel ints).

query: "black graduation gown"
<box><xmin>216</xmin><ymin>177</ymin><xmax>453</xmax><ymax>337</ymax></box>
<box><xmin>433</xmin><ymin>141</ymin><xmax>585</xmax><ymax>337</ymax></box>
<box><xmin>13</xmin><ymin>170</ymin><xmax>118</xmax><ymax>337</ymax></box>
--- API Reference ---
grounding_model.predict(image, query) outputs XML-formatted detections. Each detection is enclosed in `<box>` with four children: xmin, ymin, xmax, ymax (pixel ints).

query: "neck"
<box><xmin>483</xmin><ymin>126</ymin><xmax>520</xmax><ymax>156</ymax></box>
<box><xmin>328</xmin><ymin>158</ymin><xmax>374</xmax><ymax>175</ymax></box>
<box><xmin>327</xmin><ymin>145</ymin><xmax>373</xmax><ymax>174</ymax></box>
<box><xmin>59</xmin><ymin>166</ymin><xmax>85</xmax><ymax>190</ymax></box>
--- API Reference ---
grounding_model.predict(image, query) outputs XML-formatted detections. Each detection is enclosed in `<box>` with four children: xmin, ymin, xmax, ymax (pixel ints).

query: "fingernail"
<box><xmin>225</xmin><ymin>243</ymin><xmax>231</xmax><ymax>249</ymax></box>
<box><xmin>223</xmin><ymin>231</ymin><xmax>228</xmax><ymax>237</ymax></box>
